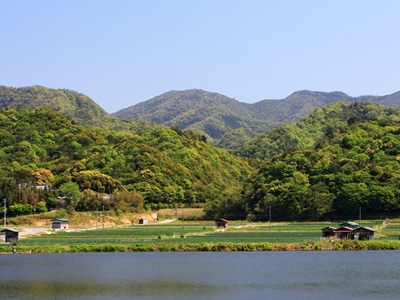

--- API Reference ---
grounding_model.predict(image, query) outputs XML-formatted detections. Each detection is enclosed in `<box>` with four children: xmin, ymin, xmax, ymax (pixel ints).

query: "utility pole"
<box><xmin>3</xmin><ymin>199</ymin><xmax>6</xmax><ymax>228</ymax></box>
<box><xmin>359</xmin><ymin>206</ymin><xmax>362</xmax><ymax>227</ymax></box>
<box><xmin>96</xmin><ymin>207</ymin><xmax>98</xmax><ymax>230</ymax></box>
<box><xmin>181</xmin><ymin>205</ymin><xmax>184</xmax><ymax>230</ymax></box>
<box><xmin>268</xmin><ymin>206</ymin><xmax>271</xmax><ymax>230</ymax></box>
<box><xmin>102</xmin><ymin>206</ymin><xmax>105</xmax><ymax>229</ymax></box>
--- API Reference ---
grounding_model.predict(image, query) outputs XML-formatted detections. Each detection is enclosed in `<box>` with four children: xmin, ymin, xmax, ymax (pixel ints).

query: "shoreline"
<box><xmin>2</xmin><ymin>240</ymin><xmax>400</xmax><ymax>253</ymax></box>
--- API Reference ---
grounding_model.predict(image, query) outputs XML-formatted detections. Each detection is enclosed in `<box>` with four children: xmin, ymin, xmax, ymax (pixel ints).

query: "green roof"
<box><xmin>53</xmin><ymin>218</ymin><xmax>69</xmax><ymax>222</ymax></box>
<box><xmin>342</xmin><ymin>221</ymin><xmax>358</xmax><ymax>226</ymax></box>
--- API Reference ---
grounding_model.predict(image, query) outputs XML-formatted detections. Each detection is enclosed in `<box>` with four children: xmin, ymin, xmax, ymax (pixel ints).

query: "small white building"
<box><xmin>51</xmin><ymin>218</ymin><xmax>69</xmax><ymax>230</ymax></box>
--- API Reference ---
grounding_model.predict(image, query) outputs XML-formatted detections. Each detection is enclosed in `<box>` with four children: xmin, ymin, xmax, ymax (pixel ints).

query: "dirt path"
<box><xmin>18</xmin><ymin>228</ymin><xmax>49</xmax><ymax>237</ymax></box>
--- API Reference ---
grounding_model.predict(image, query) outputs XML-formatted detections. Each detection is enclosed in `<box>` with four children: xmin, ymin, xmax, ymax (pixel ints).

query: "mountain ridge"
<box><xmin>1</xmin><ymin>85</ymin><xmax>400</xmax><ymax>149</ymax></box>
<box><xmin>113</xmin><ymin>88</ymin><xmax>400</xmax><ymax>147</ymax></box>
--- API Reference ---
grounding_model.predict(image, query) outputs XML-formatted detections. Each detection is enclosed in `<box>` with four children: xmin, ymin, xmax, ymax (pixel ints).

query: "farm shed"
<box><xmin>353</xmin><ymin>227</ymin><xmax>375</xmax><ymax>240</ymax></box>
<box><xmin>51</xmin><ymin>218</ymin><xmax>69</xmax><ymax>230</ymax></box>
<box><xmin>321</xmin><ymin>222</ymin><xmax>375</xmax><ymax>241</ymax></box>
<box><xmin>334</xmin><ymin>226</ymin><xmax>354</xmax><ymax>240</ymax></box>
<box><xmin>321</xmin><ymin>227</ymin><xmax>336</xmax><ymax>238</ymax></box>
<box><xmin>0</xmin><ymin>228</ymin><xmax>19</xmax><ymax>243</ymax></box>
<box><xmin>139</xmin><ymin>218</ymin><xmax>148</xmax><ymax>225</ymax></box>
<box><xmin>215</xmin><ymin>218</ymin><xmax>229</xmax><ymax>229</ymax></box>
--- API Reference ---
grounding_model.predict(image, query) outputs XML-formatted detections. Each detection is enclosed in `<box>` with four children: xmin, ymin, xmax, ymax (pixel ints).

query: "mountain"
<box><xmin>113</xmin><ymin>89</ymin><xmax>400</xmax><ymax>148</ymax></box>
<box><xmin>0</xmin><ymin>85</ymin><xmax>158</xmax><ymax>132</ymax></box>
<box><xmin>2</xmin><ymin>85</ymin><xmax>400</xmax><ymax>150</ymax></box>
<box><xmin>113</xmin><ymin>89</ymin><xmax>280</xmax><ymax>144</ymax></box>
<box><xmin>235</xmin><ymin>101</ymin><xmax>400</xmax><ymax>160</ymax></box>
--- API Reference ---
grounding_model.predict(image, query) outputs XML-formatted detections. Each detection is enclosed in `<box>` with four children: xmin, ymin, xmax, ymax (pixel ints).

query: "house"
<box><xmin>0</xmin><ymin>228</ymin><xmax>19</xmax><ymax>243</ymax></box>
<box><xmin>321</xmin><ymin>227</ymin><xmax>336</xmax><ymax>239</ymax></box>
<box><xmin>340</xmin><ymin>221</ymin><xmax>359</xmax><ymax>229</ymax></box>
<box><xmin>51</xmin><ymin>218</ymin><xmax>69</xmax><ymax>230</ymax></box>
<box><xmin>334</xmin><ymin>226</ymin><xmax>355</xmax><ymax>240</ymax></box>
<box><xmin>215</xmin><ymin>218</ymin><xmax>229</xmax><ymax>229</ymax></box>
<box><xmin>321</xmin><ymin>221</ymin><xmax>375</xmax><ymax>240</ymax></box>
<box><xmin>139</xmin><ymin>218</ymin><xmax>148</xmax><ymax>225</ymax></box>
<box><xmin>353</xmin><ymin>227</ymin><xmax>375</xmax><ymax>240</ymax></box>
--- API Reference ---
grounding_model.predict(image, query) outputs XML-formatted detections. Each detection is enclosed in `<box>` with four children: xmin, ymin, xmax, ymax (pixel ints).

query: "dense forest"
<box><xmin>235</xmin><ymin>102</ymin><xmax>400</xmax><ymax>160</ymax></box>
<box><xmin>112</xmin><ymin>89</ymin><xmax>400</xmax><ymax>148</ymax></box>
<box><xmin>0</xmin><ymin>85</ymin><xmax>160</xmax><ymax>132</ymax></box>
<box><xmin>0</xmin><ymin>108</ymin><xmax>251</xmax><ymax>217</ymax></box>
<box><xmin>210</xmin><ymin>103</ymin><xmax>400</xmax><ymax>221</ymax></box>
<box><xmin>1</xmin><ymin>85</ymin><xmax>400</xmax><ymax>221</ymax></box>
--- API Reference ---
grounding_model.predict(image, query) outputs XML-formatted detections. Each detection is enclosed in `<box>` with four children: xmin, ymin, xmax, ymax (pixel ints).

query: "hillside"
<box><xmin>0</xmin><ymin>108</ymin><xmax>252</xmax><ymax>214</ymax></box>
<box><xmin>113</xmin><ymin>89</ymin><xmax>280</xmax><ymax>144</ymax></box>
<box><xmin>211</xmin><ymin>104</ymin><xmax>400</xmax><ymax>221</ymax></box>
<box><xmin>0</xmin><ymin>85</ymin><xmax>159</xmax><ymax>132</ymax></box>
<box><xmin>113</xmin><ymin>89</ymin><xmax>400</xmax><ymax>148</ymax></box>
<box><xmin>235</xmin><ymin>102</ymin><xmax>400</xmax><ymax>160</ymax></box>
<box><xmin>2</xmin><ymin>85</ymin><xmax>400</xmax><ymax>151</ymax></box>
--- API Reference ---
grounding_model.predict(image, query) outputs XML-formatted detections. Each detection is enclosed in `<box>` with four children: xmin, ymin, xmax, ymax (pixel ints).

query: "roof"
<box><xmin>322</xmin><ymin>227</ymin><xmax>336</xmax><ymax>231</ymax></box>
<box><xmin>219</xmin><ymin>218</ymin><xmax>229</xmax><ymax>223</ymax></box>
<box><xmin>334</xmin><ymin>226</ymin><xmax>354</xmax><ymax>233</ymax></box>
<box><xmin>0</xmin><ymin>228</ymin><xmax>18</xmax><ymax>233</ymax></box>
<box><xmin>52</xmin><ymin>218</ymin><xmax>69</xmax><ymax>222</ymax></box>
<box><xmin>341</xmin><ymin>221</ymin><xmax>359</xmax><ymax>227</ymax></box>
<box><xmin>354</xmin><ymin>227</ymin><xmax>375</xmax><ymax>232</ymax></box>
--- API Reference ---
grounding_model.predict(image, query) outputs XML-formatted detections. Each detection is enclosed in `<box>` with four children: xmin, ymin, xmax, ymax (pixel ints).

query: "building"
<box><xmin>51</xmin><ymin>218</ymin><xmax>69</xmax><ymax>230</ymax></box>
<box><xmin>139</xmin><ymin>218</ymin><xmax>148</xmax><ymax>225</ymax></box>
<box><xmin>340</xmin><ymin>221</ymin><xmax>359</xmax><ymax>229</ymax></box>
<box><xmin>215</xmin><ymin>218</ymin><xmax>229</xmax><ymax>229</ymax></box>
<box><xmin>321</xmin><ymin>222</ymin><xmax>375</xmax><ymax>241</ymax></box>
<box><xmin>321</xmin><ymin>227</ymin><xmax>336</xmax><ymax>239</ymax></box>
<box><xmin>0</xmin><ymin>229</ymin><xmax>19</xmax><ymax>243</ymax></box>
<box><xmin>353</xmin><ymin>227</ymin><xmax>375</xmax><ymax>240</ymax></box>
<box><xmin>334</xmin><ymin>225</ymin><xmax>355</xmax><ymax>240</ymax></box>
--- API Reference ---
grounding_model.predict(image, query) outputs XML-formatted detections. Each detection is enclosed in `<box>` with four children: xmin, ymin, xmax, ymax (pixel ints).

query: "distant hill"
<box><xmin>113</xmin><ymin>89</ymin><xmax>280</xmax><ymax>144</ymax></box>
<box><xmin>235</xmin><ymin>101</ymin><xmax>400</xmax><ymax>160</ymax></box>
<box><xmin>0</xmin><ymin>85</ymin><xmax>159</xmax><ymax>132</ymax></box>
<box><xmin>113</xmin><ymin>89</ymin><xmax>400</xmax><ymax>148</ymax></box>
<box><xmin>2</xmin><ymin>85</ymin><xmax>400</xmax><ymax>150</ymax></box>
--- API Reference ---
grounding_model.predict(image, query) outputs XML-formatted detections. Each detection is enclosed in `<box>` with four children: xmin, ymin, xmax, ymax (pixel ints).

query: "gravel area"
<box><xmin>18</xmin><ymin>228</ymin><xmax>49</xmax><ymax>237</ymax></box>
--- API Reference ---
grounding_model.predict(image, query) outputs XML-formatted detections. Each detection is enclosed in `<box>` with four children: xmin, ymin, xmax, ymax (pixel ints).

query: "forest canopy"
<box><xmin>0</xmin><ymin>107</ymin><xmax>252</xmax><ymax>216</ymax></box>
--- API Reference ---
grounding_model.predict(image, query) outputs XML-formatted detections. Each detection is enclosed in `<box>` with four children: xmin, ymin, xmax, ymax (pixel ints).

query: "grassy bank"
<box><xmin>2</xmin><ymin>240</ymin><xmax>400</xmax><ymax>254</ymax></box>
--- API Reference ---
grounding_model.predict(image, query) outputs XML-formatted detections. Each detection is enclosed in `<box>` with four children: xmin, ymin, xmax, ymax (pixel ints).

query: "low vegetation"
<box><xmin>2</xmin><ymin>216</ymin><xmax>400</xmax><ymax>253</ymax></box>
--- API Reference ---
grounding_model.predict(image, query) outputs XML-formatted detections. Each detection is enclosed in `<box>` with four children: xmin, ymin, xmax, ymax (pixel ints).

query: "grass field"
<box><xmin>15</xmin><ymin>218</ymin><xmax>399</xmax><ymax>246</ymax></box>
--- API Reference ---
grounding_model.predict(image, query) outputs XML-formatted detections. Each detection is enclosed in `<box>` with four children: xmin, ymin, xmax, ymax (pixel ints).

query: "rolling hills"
<box><xmin>1</xmin><ymin>85</ymin><xmax>400</xmax><ymax>150</ymax></box>
<box><xmin>113</xmin><ymin>89</ymin><xmax>400</xmax><ymax>147</ymax></box>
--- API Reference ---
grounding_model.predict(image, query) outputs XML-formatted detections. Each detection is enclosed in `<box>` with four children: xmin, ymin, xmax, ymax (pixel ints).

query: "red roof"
<box><xmin>334</xmin><ymin>226</ymin><xmax>353</xmax><ymax>233</ymax></box>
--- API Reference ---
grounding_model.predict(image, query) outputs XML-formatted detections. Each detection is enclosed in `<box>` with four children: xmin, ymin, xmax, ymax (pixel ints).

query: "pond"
<box><xmin>1</xmin><ymin>251</ymin><xmax>400</xmax><ymax>299</ymax></box>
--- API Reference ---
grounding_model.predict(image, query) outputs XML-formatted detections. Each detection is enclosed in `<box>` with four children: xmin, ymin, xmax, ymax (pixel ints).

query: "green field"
<box><xmin>16</xmin><ymin>219</ymin><xmax>398</xmax><ymax>246</ymax></box>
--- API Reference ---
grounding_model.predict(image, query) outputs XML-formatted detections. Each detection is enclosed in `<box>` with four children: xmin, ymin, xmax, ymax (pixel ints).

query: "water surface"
<box><xmin>1</xmin><ymin>251</ymin><xmax>399</xmax><ymax>299</ymax></box>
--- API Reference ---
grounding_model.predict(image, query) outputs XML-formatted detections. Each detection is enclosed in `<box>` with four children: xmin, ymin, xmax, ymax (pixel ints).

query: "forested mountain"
<box><xmin>2</xmin><ymin>85</ymin><xmax>400</xmax><ymax>150</ymax></box>
<box><xmin>2</xmin><ymin>103</ymin><xmax>400</xmax><ymax>222</ymax></box>
<box><xmin>113</xmin><ymin>89</ymin><xmax>279</xmax><ymax>145</ymax></box>
<box><xmin>113</xmin><ymin>89</ymin><xmax>400</xmax><ymax>148</ymax></box>
<box><xmin>235</xmin><ymin>102</ymin><xmax>400</xmax><ymax>160</ymax></box>
<box><xmin>0</xmin><ymin>108</ymin><xmax>252</xmax><ymax>215</ymax></box>
<box><xmin>0</xmin><ymin>85</ymin><xmax>159</xmax><ymax>132</ymax></box>
<box><xmin>209</xmin><ymin>103</ymin><xmax>400</xmax><ymax>221</ymax></box>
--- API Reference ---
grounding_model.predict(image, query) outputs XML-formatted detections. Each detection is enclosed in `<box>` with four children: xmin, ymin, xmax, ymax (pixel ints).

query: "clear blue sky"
<box><xmin>1</xmin><ymin>0</ymin><xmax>399</xmax><ymax>113</ymax></box>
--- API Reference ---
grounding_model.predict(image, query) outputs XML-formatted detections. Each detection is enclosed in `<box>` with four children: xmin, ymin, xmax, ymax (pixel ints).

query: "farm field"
<box><xmin>16</xmin><ymin>219</ymin><xmax>398</xmax><ymax>246</ymax></box>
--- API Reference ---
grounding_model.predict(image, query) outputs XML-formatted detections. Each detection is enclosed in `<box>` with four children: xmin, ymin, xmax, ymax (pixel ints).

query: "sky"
<box><xmin>1</xmin><ymin>0</ymin><xmax>400</xmax><ymax>113</ymax></box>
